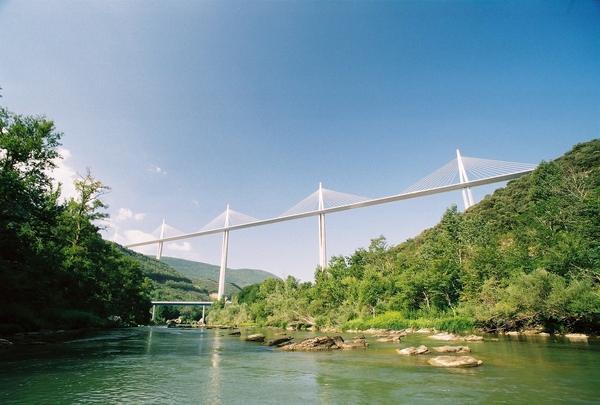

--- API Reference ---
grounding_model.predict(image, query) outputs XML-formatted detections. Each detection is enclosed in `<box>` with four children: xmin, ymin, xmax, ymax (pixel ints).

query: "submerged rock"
<box><xmin>429</xmin><ymin>333</ymin><xmax>459</xmax><ymax>341</ymax></box>
<box><xmin>463</xmin><ymin>335</ymin><xmax>484</xmax><ymax>342</ymax></box>
<box><xmin>506</xmin><ymin>331</ymin><xmax>520</xmax><ymax>336</ymax></box>
<box><xmin>428</xmin><ymin>356</ymin><xmax>483</xmax><ymax>368</ymax></box>
<box><xmin>433</xmin><ymin>345</ymin><xmax>470</xmax><ymax>353</ymax></box>
<box><xmin>228</xmin><ymin>331</ymin><xmax>241</xmax><ymax>336</ymax></box>
<box><xmin>396</xmin><ymin>345</ymin><xmax>429</xmax><ymax>355</ymax></box>
<box><xmin>376</xmin><ymin>336</ymin><xmax>401</xmax><ymax>343</ymax></box>
<box><xmin>267</xmin><ymin>336</ymin><xmax>293</xmax><ymax>347</ymax></box>
<box><xmin>415</xmin><ymin>328</ymin><xmax>433</xmax><ymax>334</ymax></box>
<box><xmin>245</xmin><ymin>334</ymin><xmax>266</xmax><ymax>342</ymax></box>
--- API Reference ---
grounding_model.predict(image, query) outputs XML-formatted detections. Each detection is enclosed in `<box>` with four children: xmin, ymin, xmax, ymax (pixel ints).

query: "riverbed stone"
<box><xmin>415</xmin><ymin>328</ymin><xmax>433</xmax><ymax>334</ymax></box>
<box><xmin>280</xmin><ymin>336</ymin><xmax>340</xmax><ymax>351</ymax></box>
<box><xmin>0</xmin><ymin>338</ymin><xmax>13</xmax><ymax>346</ymax></box>
<box><xmin>338</xmin><ymin>337</ymin><xmax>368</xmax><ymax>350</ymax></box>
<box><xmin>245</xmin><ymin>334</ymin><xmax>266</xmax><ymax>342</ymax></box>
<box><xmin>565</xmin><ymin>333</ymin><xmax>588</xmax><ymax>341</ymax></box>
<box><xmin>428</xmin><ymin>356</ymin><xmax>483</xmax><ymax>368</ymax></box>
<box><xmin>429</xmin><ymin>333</ymin><xmax>459</xmax><ymax>341</ymax></box>
<box><xmin>376</xmin><ymin>336</ymin><xmax>401</xmax><ymax>343</ymax></box>
<box><xmin>433</xmin><ymin>345</ymin><xmax>470</xmax><ymax>353</ymax></box>
<box><xmin>228</xmin><ymin>331</ymin><xmax>241</xmax><ymax>336</ymax></box>
<box><xmin>266</xmin><ymin>336</ymin><xmax>293</xmax><ymax>347</ymax></box>
<box><xmin>396</xmin><ymin>345</ymin><xmax>429</xmax><ymax>355</ymax></box>
<box><xmin>463</xmin><ymin>335</ymin><xmax>484</xmax><ymax>342</ymax></box>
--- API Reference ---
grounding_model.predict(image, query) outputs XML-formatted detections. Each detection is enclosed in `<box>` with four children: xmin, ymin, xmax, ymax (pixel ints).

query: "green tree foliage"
<box><xmin>216</xmin><ymin>140</ymin><xmax>600</xmax><ymax>333</ymax></box>
<box><xmin>0</xmin><ymin>107</ymin><xmax>151</xmax><ymax>333</ymax></box>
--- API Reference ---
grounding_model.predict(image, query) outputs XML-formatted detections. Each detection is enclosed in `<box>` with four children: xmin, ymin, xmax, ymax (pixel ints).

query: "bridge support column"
<box><xmin>318</xmin><ymin>182</ymin><xmax>327</xmax><ymax>269</ymax></box>
<box><xmin>151</xmin><ymin>304</ymin><xmax>156</xmax><ymax>321</ymax></box>
<box><xmin>456</xmin><ymin>149</ymin><xmax>474</xmax><ymax>210</ymax></box>
<box><xmin>202</xmin><ymin>305</ymin><xmax>206</xmax><ymax>324</ymax></box>
<box><xmin>217</xmin><ymin>205</ymin><xmax>231</xmax><ymax>300</ymax></box>
<box><xmin>156</xmin><ymin>219</ymin><xmax>166</xmax><ymax>260</ymax></box>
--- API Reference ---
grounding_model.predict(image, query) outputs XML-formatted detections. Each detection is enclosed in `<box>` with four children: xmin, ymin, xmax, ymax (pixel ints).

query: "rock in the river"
<box><xmin>280</xmin><ymin>336</ymin><xmax>341</xmax><ymax>351</ymax></box>
<box><xmin>506</xmin><ymin>331</ymin><xmax>520</xmax><ymax>336</ymax></box>
<box><xmin>228</xmin><ymin>331</ymin><xmax>241</xmax><ymax>336</ymax></box>
<box><xmin>429</xmin><ymin>333</ymin><xmax>459</xmax><ymax>341</ymax></box>
<box><xmin>463</xmin><ymin>335</ymin><xmax>484</xmax><ymax>342</ymax></box>
<box><xmin>338</xmin><ymin>336</ymin><xmax>368</xmax><ymax>350</ymax></box>
<box><xmin>396</xmin><ymin>345</ymin><xmax>429</xmax><ymax>355</ymax></box>
<box><xmin>565</xmin><ymin>333</ymin><xmax>588</xmax><ymax>341</ymax></box>
<box><xmin>428</xmin><ymin>356</ymin><xmax>483</xmax><ymax>368</ymax></box>
<box><xmin>0</xmin><ymin>338</ymin><xmax>13</xmax><ymax>346</ymax></box>
<box><xmin>415</xmin><ymin>328</ymin><xmax>433</xmax><ymax>334</ymax></box>
<box><xmin>245</xmin><ymin>334</ymin><xmax>266</xmax><ymax>342</ymax></box>
<box><xmin>433</xmin><ymin>345</ymin><xmax>470</xmax><ymax>353</ymax></box>
<box><xmin>376</xmin><ymin>336</ymin><xmax>401</xmax><ymax>343</ymax></box>
<box><xmin>267</xmin><ymin>336</ymin><xmax>293</xmax><ymax>347</ymax></box>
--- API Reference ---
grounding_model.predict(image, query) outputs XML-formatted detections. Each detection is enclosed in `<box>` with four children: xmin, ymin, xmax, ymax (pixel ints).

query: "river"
<box><xmin>0</xmin><ymin>327</ymin><xmax>598</xmax><ymax>404</ymax></box>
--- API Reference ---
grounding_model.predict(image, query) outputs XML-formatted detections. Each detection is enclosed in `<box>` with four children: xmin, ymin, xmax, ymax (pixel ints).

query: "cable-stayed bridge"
<box><xmin>126</xmin><ymin>150</ymin><xmax>537</xmax><ymax>299</ymax></box>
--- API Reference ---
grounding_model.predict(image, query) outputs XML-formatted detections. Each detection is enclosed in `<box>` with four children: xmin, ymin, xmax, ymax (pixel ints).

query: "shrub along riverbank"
<box><xmin>209</xmin><ymin>140</ymin><xmax>600</xmax><ymax>334</ymax></box>
<box><xmin>0</xmin><ymin>105</ymin><xmax>151</xmax><ymax>334</ymax></box>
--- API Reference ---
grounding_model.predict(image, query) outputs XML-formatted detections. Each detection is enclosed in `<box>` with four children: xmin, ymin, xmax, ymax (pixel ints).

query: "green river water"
<box><xmin>0</xmin><ymin>327</ymin><xmax>598</xmax><ymax>404</ymax></box>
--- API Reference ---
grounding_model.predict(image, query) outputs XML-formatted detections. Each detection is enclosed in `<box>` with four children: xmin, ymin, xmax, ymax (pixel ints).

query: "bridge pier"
<box><xmin>318</xmin><ymin>182</ymin><xmax>327</xmax><ymax>269</ymax></box>
<box><xmin>217</xmin><ymin>205</ymin><xmax>231</xmax><ymax>300</ymax></box>
<box><xmin>156</xmin><ymin>219</ymin><xmax>165</xmax><ymax>260</ymax></box>
<box><xmin>151</xmin><ymin>304</ymin><xmax>156</xmax><ymax>321</ymax></box>
<box><xmin>456</xmin><ymin>149</ymin><xmax>474</xmax><ymax>210</ymax></box>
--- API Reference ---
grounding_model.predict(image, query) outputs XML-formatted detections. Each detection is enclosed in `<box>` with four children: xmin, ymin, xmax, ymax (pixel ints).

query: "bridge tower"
<box><xmin>456</xmin><ymin>149</ymin><xmax>475</xmax><ymax>210</ymax></box>
<box><xmin>217</xmin><ymin>204</ymin><xmax>230</xmax><ymax>300</ymax></box>
<box><xmin>156</xmin><ymin>218</ymin><xmax>166</xmax><ymax>260</ymax></box>
<box><xmin>318</xmin><ymin>182</ymin><xmax>327</xmax><ymax>268</ymax></box>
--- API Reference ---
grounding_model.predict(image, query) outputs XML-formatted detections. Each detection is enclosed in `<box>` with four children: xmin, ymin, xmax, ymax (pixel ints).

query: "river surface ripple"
<box><xmin>0</xmin><ymin>327</ymin><xmax>599</xmax><ymax>404</ymax></box>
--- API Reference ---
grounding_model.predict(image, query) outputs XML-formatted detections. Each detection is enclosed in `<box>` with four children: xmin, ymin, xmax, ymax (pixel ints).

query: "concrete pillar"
<box><xmin>217</xmin><ymin>205</ymin><xmax>230</xmax><ymax>300</ymax></box>
<box><xmin>156</xmin><ymin>219</ymin><xmax>166</xmax><ymax>260</ymax></box>
<box><xmin>456</xmin><ymin>149</ymin><xmax>475</xmax><ymax>210</ymax></box>
<box><xmin>318</xmin><ymin>183</ymin><xmax>327</xmax><ymax>268</ymax></box>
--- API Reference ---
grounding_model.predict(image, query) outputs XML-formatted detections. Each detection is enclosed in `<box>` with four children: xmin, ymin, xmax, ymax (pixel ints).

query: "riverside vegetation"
<box><xmin>0</xmin><ymin>106</ymin><xmax>152</xmax><ymax>333</ymax></box>
<box><xmin>209</xmin><ymin>139</ymin><xmax>600</xmax><ymax>335</ymax></box>
<box><xmin>1</xmin><ymin>102</ymin><xmax>598</xmax><ymax>336</ymax></box>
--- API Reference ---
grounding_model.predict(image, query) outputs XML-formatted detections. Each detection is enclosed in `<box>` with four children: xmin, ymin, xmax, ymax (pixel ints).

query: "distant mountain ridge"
<box><xmin>159</xmin><ymin>256</ymin><xmax>279</xmax><ymax>288</ymax></box>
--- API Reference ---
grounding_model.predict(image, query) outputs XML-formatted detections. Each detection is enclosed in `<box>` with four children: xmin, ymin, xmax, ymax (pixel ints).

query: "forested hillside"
<box><xmin>160</xmin><ymin>256</ymin><xmax>278</xmax><ymax>289</ymax></box>
<box><xmin>0</xmin><ymin>107</ymin><xmax>151</xmax><ymax>333</ymax></box>
<box><xmin>121</xmin><ymin>249</ymin><xmax>243</xmax><ymax>300</ymax></box>
<box><xmin>210</xmin><ymin>140</ymin><xmax>600</xmax><ymax>333</ymax></box>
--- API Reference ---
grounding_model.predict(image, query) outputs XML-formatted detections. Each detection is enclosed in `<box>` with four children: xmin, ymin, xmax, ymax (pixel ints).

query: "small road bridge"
<box><xmin>150</xmin><ymin>300</ymin><xmax>213</xmax><ymax>321</ymax></box>
<box><xmin>129</xmin><ymin>150</ymin><xmax>537</xmax><ymax>300</ymax></box>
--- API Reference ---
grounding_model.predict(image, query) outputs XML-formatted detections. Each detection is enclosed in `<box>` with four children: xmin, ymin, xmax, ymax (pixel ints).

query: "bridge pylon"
<box><xmin>456</xmin><ymin>149</ymin><xmax>475</xmax><ymax>210</ymax></box>
<box><xmin>156</xmin><ymin>218</ymin><xmax>166</xmax><ymax>260</ymax></box>
<box><xmin>318</xmin><ymin>182</ymin><xmax>327</xmax><ymax>269</ymax></box>
<box><xmin>217</xmin><ymin>204</ymin><xmax>230</xmax><ymax>300</ymax></box>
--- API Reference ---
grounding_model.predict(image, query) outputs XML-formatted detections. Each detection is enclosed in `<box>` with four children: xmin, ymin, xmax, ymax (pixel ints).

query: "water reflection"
<box><xmin>208</xmin><ymin>331</ymin><xmax>222</xmax><ymax>404</ymax></box>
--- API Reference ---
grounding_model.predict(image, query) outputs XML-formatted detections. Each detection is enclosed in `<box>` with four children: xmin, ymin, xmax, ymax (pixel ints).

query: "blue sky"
<box><xmin>1</xmin><ymin>1</ymin><xmax>598</xmax><ymax>280</ymax></box>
